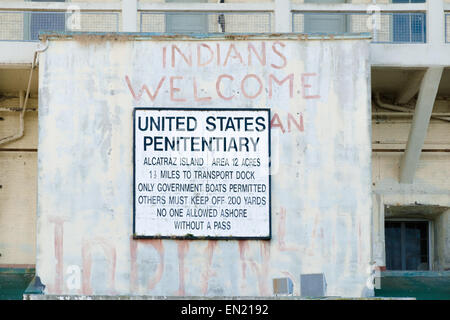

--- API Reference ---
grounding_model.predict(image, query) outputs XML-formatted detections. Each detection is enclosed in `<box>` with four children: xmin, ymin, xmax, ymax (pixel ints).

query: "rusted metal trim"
<box><xmin>39</xmin><ymin>31</ymin><xmax>372</xmax><ymax>42</ymax></box>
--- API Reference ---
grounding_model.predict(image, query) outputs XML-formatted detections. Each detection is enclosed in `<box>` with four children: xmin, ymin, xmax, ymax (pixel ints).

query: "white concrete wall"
<box><xmin>2</xmin><ymin>95</ymin><xmax>449</xmax><ymax>273</ymax></box>
<box><xmin>35</xmin><ymin>35</ymin><xmax>372</xmax><ymax>297</ymax></box>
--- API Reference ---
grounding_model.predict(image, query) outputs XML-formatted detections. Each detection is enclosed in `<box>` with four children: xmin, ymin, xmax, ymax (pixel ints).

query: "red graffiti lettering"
<box><xmin>175</xmin><ymin>241</ymin><xmax>189</xmax><ymax>296</ymax></box>
<box><xmin>193</xmin><ymin>77</ymin><xmax>212</xmax><ymax>102</ymax></box>
<box><xmin>223</xmin><ymin>44</ymin><xmax>244</xmax><ymax>67</ymax></box>
<box><xmin>270</xmin><ymin>113</ymin><xmax>285</xmax><ymax>133</ymax></box>
<box><xmin>201</xmin><ymin>240</ymin><xmax>218</xmax><ymax>295</ymax></box>
<box><xmin>130</xmin><ymin>238</ymin><xmax>165</xmax><ymax>292</ymax></box>
<box><xmin>162</xmin><ymin>46</ymin><xmax>167</xmax><ymax>68</ymax></box>
<box><xmin>287</xmin><ymin>113</ymin><xmax>304</xmax><ymax>132</ymax></box>
<box><xmin>268</xmin><ymin>73</ymin><xmax>294</xmax><ymax>98</ymax></box>
<box><xmin>301</xmin><ymin>73</ymin><xmax>320</xmax><ymax>99</ymax></box>
<box><xmin>270</xmin><ymin>112</ymin><xmax>304</xmax><ymax>133</ymax></box>
<box><xmin>172</xmin><ymin>44</ymin><xmax>192</xmax><ymax>67</ymax></box>
<box><xmin>271</xmin><ymin>42</ymin><xmax>287</xmax><ymax>69</ymax></box>
<box><xmin>197</xmin><ymin>43</ymin><xmax>214</xmax><ymax>67</ymax></box>
<box><xmin>239</xmin><ymin>240</ymin><xmax>271</xmax><ymax>296</ymax></box>
<box><xmin>241</xmin><ymin>74</ymin><xmax>263</xmax><ymax>99</ymax></box>
<box><xmin>48</xmin><ymin>216</ymin><xmax>67</xmax><ymax>294</ymax></box>
<box><xmin>216</xmin><ymin>74</ymin><xmax>234</xmax><ymax>101</ymax></box>
<box><xmin>82</xmin><ymin>238</ymin><xmax>116</xmax><ymax>295</ymax></box>
<box><xmin>125</xmin><ymin>75</ymin><xmax>165</xmax><ymax>102</ymax></box>
<box><xmin>170</xmin><ymin>76</ymin><xmax>186</xmax><ymax>102</ymax></box>
<box><xmin>248</xmin><ymin>42</ymin><xmax>266</xmax><ymax>66</ymax></box>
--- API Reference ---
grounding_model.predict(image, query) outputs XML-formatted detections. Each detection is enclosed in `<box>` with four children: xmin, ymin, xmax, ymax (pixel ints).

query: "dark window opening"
<box><xmin>385</xmin><ymin>221</ymin><xmax>429</xmax><ymax>271</ymax></box>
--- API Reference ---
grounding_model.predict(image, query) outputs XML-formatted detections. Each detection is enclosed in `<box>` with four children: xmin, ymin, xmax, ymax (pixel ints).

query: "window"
<box><xmin>392</xmin><ymin>0</ymin><xmax>426</xmax><ymax>43</ymax></box>
<box><xmin>27</xmin><ymin>0</ymin><xmax>66</xmax><ymax>41</ymax></box>
<box><xmin>392</xmin><ymin>13</ymin><xmax>426</xmax><ymax>43</ymax></box>
<box><xmin>385</xmin><ymin>221</ymin><xmax>430</xmax><ymax>271</ymax></box>
<box><xmin>304</xmin><ymin>0</ymin><xmax>348</xmax><ymax>34</ymax></box>
<box><xmin>165</xmin><ymin>0</ymin><xmax>208</xmax><ymax>33</ymax></box>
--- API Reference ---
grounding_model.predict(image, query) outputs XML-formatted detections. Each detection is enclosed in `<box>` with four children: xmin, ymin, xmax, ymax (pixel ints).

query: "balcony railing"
<box><xmin>292</xmin><ymin>11</ymin><xmax>426</xmax><ymax>43</ymax></box>
<box><xmin>139</xmin><ymin>11</ymin><xmax>272</xmax><ymax>33</ymax></box>
<box><xmin>0</xmin><ymin>1</ymin><xmax>443</xmax><ymax>45</ymax></box>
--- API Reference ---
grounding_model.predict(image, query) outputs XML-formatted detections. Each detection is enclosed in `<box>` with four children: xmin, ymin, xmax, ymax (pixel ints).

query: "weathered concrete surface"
<box><xmin>371</xmin><ymin>150</ymin><xmax>450</xmax><ymax>270</ymax></box>
<box><xmin>37</xmin><ymin>34</ymin><xmax>372</xmax><ymax>297</ymax></box>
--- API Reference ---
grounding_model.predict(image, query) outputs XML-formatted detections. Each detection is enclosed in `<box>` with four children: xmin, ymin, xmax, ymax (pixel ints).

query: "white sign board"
<box><xmin>133</xmin><ymin>108</ymin><xmax>271</xmax><ymax>239</ymax></box>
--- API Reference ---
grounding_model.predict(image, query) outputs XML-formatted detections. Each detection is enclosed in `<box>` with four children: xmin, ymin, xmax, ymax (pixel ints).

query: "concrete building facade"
<box><xmin>0</xmin><ymin>0</ymin><xmax>449</xmax><ymax>300</ymax></box>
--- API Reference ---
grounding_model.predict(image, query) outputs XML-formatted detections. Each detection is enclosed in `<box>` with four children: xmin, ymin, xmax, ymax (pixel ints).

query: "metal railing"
<box><xmin>292</xmin><ymin>11</ymin><xmax>426</xmax><ymax>43</ymax></box>
<box><xmin>0</xmin><ymin>2</ymin><xmax>435</xmax><ymax>43</ymax></box>
<box><xmin>0</xmin><ymin>11</ymin><xmax>120</xmax><ymax>41</ymax></box>
<box><xmin>139</xmin><ymin>11</ymin><xmax>272</xmax><ymax>33</ymax></box>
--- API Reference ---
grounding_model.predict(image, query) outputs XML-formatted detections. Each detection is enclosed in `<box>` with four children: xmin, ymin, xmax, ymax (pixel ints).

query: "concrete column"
<box><xmin>274</xmin><ymin>0</ymin><xmax>292</xmax><ymax>33</ymax></box>
<box><xmin>372</xmin><ymin>194</ymin><xmax>386</xmax><ymax>268</ymax></box>
<box><xmin>395</xmin><ymin>70</ymin><xmax>425</xmax><ymax>105</ymax></box>
<box><xmin>122</xmin><ymin>0</ymin><xmax>138</xmax><ymax>32</ymax></box>
<box><xmin>427</xmin><ymin>0</ymin><xmax>445</xmax><ymax>45</ymax></box>
<box><xmin>436</xmin><ymin>210</ymin><xmax>450</xmax><ymax>270</ymax></box>
<box><xmin>399</xmin><ymin>66</ymin><xmax>443</xmax><ymax>184</ymax></box>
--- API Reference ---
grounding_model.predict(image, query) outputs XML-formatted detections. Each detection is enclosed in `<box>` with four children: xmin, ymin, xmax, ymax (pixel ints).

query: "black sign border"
<box><xmin>133</xmin><ymin>107</ymin><xmax>271</xmax><ymax>240</ymax></box>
